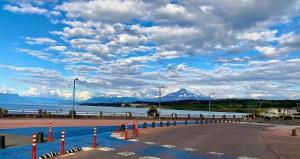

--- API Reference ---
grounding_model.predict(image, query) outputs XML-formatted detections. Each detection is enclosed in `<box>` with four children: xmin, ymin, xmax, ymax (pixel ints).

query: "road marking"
<box><xmin>61</xmin><ymin>153</ymin><xmax>75</xmax><ymax>157</ymax></box>
<box><xmin>111</xmin><ymin>133</ymin><xmax>124</xmax><ymax>139</ymax></box>
<box><xmin>117</xmin><ymin>151</ymin><xmax>135</xmax><ymax>157</ymax></box>
<box><xmin>183</xmin><ymin>148</ymin><xmax>198</xmax><ymax>152</ymax></box>
<box><xmin>139</xmin><ymin>156</ymin><xmax>161</xmax><ymax>159</ymax></box>
<box><xmin>162</xmin><ymin>145</ymin><xmax>176</xmax><ymax>148</ymax></box>
<box><xmin>129</xmin><ymin>139</ymin><xmax>139</xmax><ymax>142</ymax></box>
<box><xmin>238</xmin><ymin>157</ymin><xmax>260</xmax><ymax>159</ymax></box>
<box><xmin>97</xmin><ymin>147</ymin><xmax>115</xmax><ymax>151</ymax></box>
<box><xmin>144</xmin><ymin>142</ymin><xmax>155</xmax><ymax>145</ymax></box>
<box><xmin>82</xmin><ymin>147</ymin><xmax>94</xmax><ymax>152</ymax></box>
<box><xmin>207</xmin><ymin>152</ymin><xmax>224</xmax><ymax>156</ymax></box>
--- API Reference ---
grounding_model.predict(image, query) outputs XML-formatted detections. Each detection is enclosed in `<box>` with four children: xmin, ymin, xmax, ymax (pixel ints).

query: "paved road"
<box><xmin>57</xmin><ymin>122</ymin><xmax>300</xmax><ymax>159</ymax></box>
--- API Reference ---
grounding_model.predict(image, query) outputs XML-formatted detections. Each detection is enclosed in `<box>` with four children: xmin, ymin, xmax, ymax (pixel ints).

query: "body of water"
<box><xmin>0</xmin><ymin>103</ymin><xmax>247</xmax><ymax>117</ymax></box>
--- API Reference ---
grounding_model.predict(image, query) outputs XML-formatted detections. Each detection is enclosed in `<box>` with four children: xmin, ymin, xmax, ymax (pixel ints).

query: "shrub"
<box><xmin>147</xmin><ymin>106</ymin><xmax>160</xmax><ymax>117</ymax></box>
<box><xmin>69</xmin><ymin>110</ymin><xmax>76</xmax><ymax>118</ymax></box>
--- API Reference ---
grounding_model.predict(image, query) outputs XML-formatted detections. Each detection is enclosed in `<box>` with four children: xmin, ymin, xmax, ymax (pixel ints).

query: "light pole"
<box><xmin>208</xmin><ymin>93</ymin><xmax>214</xmax><ymax>118</ymax></box>
<box><xmin>72</xmin><ymin>78</ymin><xmax>78</xmax><ymax>111</ymax></box>
<box><xmin>158</xmin><ymin>86</ymin><xmax>164</xmax><ymax>108</ymax></box>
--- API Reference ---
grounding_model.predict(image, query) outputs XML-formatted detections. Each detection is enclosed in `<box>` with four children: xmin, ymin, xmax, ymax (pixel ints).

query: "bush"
<box><xmin>147</xmin><ymin>106</ymin><xmax>160</xmax><ymax>117</ymax></box>
<box><xmin>0</xmin><ymin>108</ymin><xmax>8</xmax><ymax>118</ymax></box>
<box><xmin>69</xmin><ymin>110</ymin><xmax>76</xmax><ymax>118</ymax></box>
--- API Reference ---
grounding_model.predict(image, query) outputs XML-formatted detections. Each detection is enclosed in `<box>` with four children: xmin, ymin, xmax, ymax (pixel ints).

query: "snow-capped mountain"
<box><xmin>160</xmin><ymin>88</ymin><xmax>208</xmax><ymax>101</ymax></box>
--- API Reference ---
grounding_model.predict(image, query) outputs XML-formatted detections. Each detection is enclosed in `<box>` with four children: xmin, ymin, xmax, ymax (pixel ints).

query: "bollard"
<box><xmin>219</xmin><ymin>118</ymin><xmax>221</xmax><ymax>123</ymax></box>
<box><xmin>134</xmin><ymin>121</ymin><xmax>139</xmax><ymax>137</ymax></box>
<box><xmin>173</xmin><ymin>120</ymin><xmax>176</xmax><ymax>126</ymax></box>
<box><xmin>200</xmin><ymin>119</ymin><xmax>203</xmax><ymax>124</ymax></box>
<box><xmin>292</xmin><ymin>129</ymin><xmax>297</xmax><ymax>136</ymax></box>
<box><xmin>32</xmin><ymin>133</ymin><xmax>37</xmax><ymax>159</ymax></box>
<box><xmin>93</xmin><ymin>128</ymin><xmax>97</xmax><ymax>148</ymax></box>
<box><xmin>214</xmin><ymin>119</ymin><xmax>217</xmax><ymax>123</ymax></box>
<box><xmin>143</xmin><ymin>122</ymin><xmax>147</xmax><ymax>128</ymax></box>
<box><xmin>195</xmin><ymin>120</ymin><xmax>198</xmax><ymax>124</ymax></box>
<box><xmin>0</xmin><ymin>136</ymin><xmax>5</xmax><ymax>149</ymax></box>
<box><xmin>205</xmin><ymin>119</ymin><xmax>208</xmax><ymax>124</ymax></box>
<box><xmin>120</xmin><ymin>124</ymin><xmax>126</xmax><ymax>131</ymax></box>
<box><xmin>60</xmin><ymin>130</ymin><xmax>65</xmax><ymax>155</ymax></box>
<box><xmin>48</xmin><ymin>123</ymin><xmax>53</xmax><ymax>142</ymax></box>
<box><xmin>160</xmin><ymin>121</ymin><xmax>164</xmax><ymax>127</ymax></box>
<box><xmin>124</xmin><ymin>124</ymin><xmax>128</xmax><ymax>140</ymax></box>
<box><xmin>152</xmin><ymin>122</ymin><xmax>156</xmax><ymax>128</ymax></box>
<box><xmin>185</xmin><ymin>121</ymin><xmax>188</xmax><ymax>125</ymax></box>
<box><xmin>37</xmin><ymin>132</ymin><xmax>44</xmax><ymax>143</ymax></box>
<box><xmin>167</xmin><ymin>121</ymin><xmax>170</xmax><ymax>126</ymax></box>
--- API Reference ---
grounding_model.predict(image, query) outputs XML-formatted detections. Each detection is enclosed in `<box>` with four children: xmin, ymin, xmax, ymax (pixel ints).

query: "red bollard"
<box><xmin>93</xmin><ymin>127</ymin><xmax>97</xmax><ymax>148</ymax></box>
<box><xmin>124</xmin><ymin>124</ymin><xmax>128</xmax><ymax>140</ymax></box>
<box><xmin>48</xmin><ymin>123</ymin><xmax>53</xmax><ymax>142</ymax></box>
<box><xmin>60</xmin><ymin>130</ymin><xmax>65</xmax><ymax>156</ymax></box>
<box><xmin>32</xmin><ymin>133</ymin><xmax>37</xmax><ymax>159</ymax></box>
<box><xmin>135</xmin><ymin>121</ymin><xmax>139</xmax><ymax>136</ymax></box>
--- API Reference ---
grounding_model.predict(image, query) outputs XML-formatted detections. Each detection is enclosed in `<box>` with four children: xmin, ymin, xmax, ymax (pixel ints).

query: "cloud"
<box><xmin>0</xmin><ymin>87</ymin><xmax>14</xmax><ymax>94</ymax></box>
<box><xmin>4</xmin><ymin>3</ymin><xmax>48</xmax><ymax>15</ymax></box>
<box><xmin>3</xmin><ymin>0</ymin><xmax>300</xmax><ymax>99</ymax></box>
<box><xmin>25</xmin><ymin>37</ymin><xmax>56</xmax><ymax>45</ymax></box>
<box><xmin>45</xmin><ymin>45</ymin><xmax>67</xmax><ymax>51</ymax></box>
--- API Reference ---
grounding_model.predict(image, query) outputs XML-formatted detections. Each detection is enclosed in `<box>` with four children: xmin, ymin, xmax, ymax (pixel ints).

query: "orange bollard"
<box><xmin>60</xmin><ymin>130</ymin><xmax>65</xmax><ymax>155</ymax></box>
<box><xmin>48</xmin><ymin>123</ymin><xmax>53</xmax><ymax>142</ymax></box>
<box><xmin>32</xmin><ymin>133</ymin><xmax>37</xmax><ymax>159</ymax></box>
<box><xmin>93</xmin><ymin>128</ymin><xmax>97</xmax><ymax>148</ymax></box>
<box><xmin>124</xmin><ymin>124</ymin><xmax>128</xmax><ymax>140</ymax></box>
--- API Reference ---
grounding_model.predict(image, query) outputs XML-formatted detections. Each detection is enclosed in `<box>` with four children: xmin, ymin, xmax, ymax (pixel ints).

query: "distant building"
<box><xmin>266</xmin><ymin>107</ymin><xmax>298</xmax><ymax>116</ymax></box>
<box><xmin>129</xmin><ymin>103</ymin><xmax>148</xmax><ymax>108</ymax></box>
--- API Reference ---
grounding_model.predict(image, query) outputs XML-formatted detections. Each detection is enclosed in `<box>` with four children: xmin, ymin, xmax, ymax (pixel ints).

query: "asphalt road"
<box><xmin>57</xmin><ymin>122</ymin><xmax>300</xmax><ymax>159</ymax></box>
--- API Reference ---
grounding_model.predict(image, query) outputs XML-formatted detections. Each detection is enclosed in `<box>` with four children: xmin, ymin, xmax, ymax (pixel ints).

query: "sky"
<box><xmin>0</xmin><ymin>0</ymin><xmax>300</xmax><ymax>100</ymax></box>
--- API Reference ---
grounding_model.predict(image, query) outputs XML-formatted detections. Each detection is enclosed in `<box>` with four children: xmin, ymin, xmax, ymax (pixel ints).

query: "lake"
<box><xmin>0</xmin><ymin>103</ymin><xmax>247</xmax><ymax>117</ymax></box>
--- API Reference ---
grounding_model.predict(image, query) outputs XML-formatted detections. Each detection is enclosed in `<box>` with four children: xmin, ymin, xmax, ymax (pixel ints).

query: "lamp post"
<box><xmin>72</xmin><ymin>78</ymin><xmax>78</xmax><ymax>111</ymax></box>
<box><xmin>158</xmin><ymin>86</ymin><xmax>164</xmax><ymax>108</ymax></box>
<box><xmin>208</xmin><ymin>93</ymin><xmax>214</xmax><ymax>118</ymax></box>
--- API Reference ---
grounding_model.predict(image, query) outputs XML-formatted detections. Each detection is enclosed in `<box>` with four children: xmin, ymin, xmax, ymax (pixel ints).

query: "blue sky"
<box><xmin>0</xmin><ymin>0</ymin><xmax>300</xmax><ymax>100</ymax></box>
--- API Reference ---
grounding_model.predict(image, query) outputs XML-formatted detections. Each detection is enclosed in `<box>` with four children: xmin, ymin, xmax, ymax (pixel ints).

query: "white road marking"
<box><xmin>97</xmin><ymin>147</ymin><xmax>115</xmax><ymax>151</ymax></box>
<box><xmin>129</xmin><ymin>139</ymin><xmax>139</xmax><ymax>142</ymax></box>
<box><xmin>183</xmin><ymin>148</ymin><xmax>197</xmax><ymax>152</ymax></box>
<box><xmin>144</xmin><ymin>142</ymin><xmax>155</xmax><ymax>145</ymax></box>
<box><xmin>111</xmin><ymin>132</ymin><xmax>124</xmax><ymax>139</ymax></box>
<box><xmin>161</xmin><ymin>145</ymin><xmax>176</xmax><ymax>148</ymax></box>
<box><xmin>117</xmin><ymin>151</ymin><xmax>135</xmax><ymax>157</ymax></box>
<box><xmin>82</xmin><ymin>147</ymin><xmax>94</xmax><ymax>151</ymax></box>
<box><xmin>139</xmin><ymin>156</ymin><xmax>161</xmax><ymax>159</ymax></box>
<box><xmin>207</xmin><ymin>152</ymin><xmax>224</xmax><ymax>156</ymax></box>
<box><xmin>61</xmin><ymin>153</ymin><xmax>75</xmax><ymax>157</ymax></box>
<box><xmin>238</xmin><ymin>157</ymin><xmax>260</xmax><ymax>159</ymax></box>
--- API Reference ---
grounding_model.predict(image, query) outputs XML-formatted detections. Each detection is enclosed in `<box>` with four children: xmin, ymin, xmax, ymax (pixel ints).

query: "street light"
<box><xmin>158</xmin><ymin>86</ymin><xmax>164</xmax><ymax>108</ymax></box>
<box><xmin>72</xmin><ymin>78</ymin><xmax>79</xmax><ymax>111</ymax></box>
<box><xmin>208</xmin><ymin>93</ymin><xmax>214</xmax><ymax>118</ymax></box>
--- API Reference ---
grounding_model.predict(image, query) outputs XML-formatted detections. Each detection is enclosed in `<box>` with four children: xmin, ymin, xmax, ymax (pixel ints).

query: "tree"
<box><xmin>147</xmin><ymin>106</ymin><xmax>160</xmax><ymax>117</ymax></box>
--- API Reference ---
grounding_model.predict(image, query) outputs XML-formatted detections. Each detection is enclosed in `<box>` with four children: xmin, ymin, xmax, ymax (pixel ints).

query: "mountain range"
<box><xmin>0</xmin><ymin>88</ymin><xmax>207</xmax><ymax>104</ymax></box>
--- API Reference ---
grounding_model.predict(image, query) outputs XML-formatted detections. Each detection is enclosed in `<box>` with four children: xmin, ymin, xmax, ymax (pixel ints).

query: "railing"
<box><xmin>6</xmin><ymin>109</ymin><xmax>246</xmax><ymax>119</ymax></box>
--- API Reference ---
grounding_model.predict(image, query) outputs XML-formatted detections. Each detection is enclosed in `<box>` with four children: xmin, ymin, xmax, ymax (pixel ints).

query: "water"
<box><xmin>0</xmin><ymin>103</ymin><xmax>247</xmax><ymax>117</ymax></box>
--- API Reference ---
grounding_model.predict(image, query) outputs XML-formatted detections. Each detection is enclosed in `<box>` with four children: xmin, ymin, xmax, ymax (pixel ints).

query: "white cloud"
<box><xmin>4</xmin><ymin>3</ymin><xmax>48</xmax><ymax>14</ymax></box>
<box><xmin>45</xmin><ymin>45</ymin><xmax>67</xmax><ymax>51</ymax></box>
<box><xmin>25</xmin><ymin>37</ymin><xmax>56</xmax><ymax>45</ymax></box>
